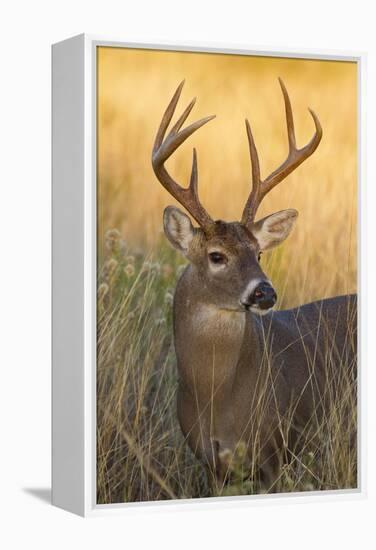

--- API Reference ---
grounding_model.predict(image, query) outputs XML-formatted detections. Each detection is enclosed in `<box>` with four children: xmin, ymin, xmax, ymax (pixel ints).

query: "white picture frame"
<box><xmin>52</xmin><ymin>34</ymin><xmax>366</xmax><ymax>517</ymax></box>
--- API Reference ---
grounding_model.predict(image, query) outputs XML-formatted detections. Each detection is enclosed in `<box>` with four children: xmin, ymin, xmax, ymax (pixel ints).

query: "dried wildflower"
<box><xmin>164</xmin><ymin>289</ymin><xmax>174</xmax><ymax>307</ymax></box>
<box><xmin>151</xmin><ymin>262</ymin><xmax>161</xmax><ymax>275</ymax></box>
<box><xmin>218</xmin><ymin>448</ymin><xmax>233</xmax><ymax>468</ymax></box>
<box><xmin>105</xmin><ymin>228</ymin><xmax>121</xmax><ymax>240</ymax></box>
<box><xmin>105</xmin><ymin>229</ymin><xmax>121</xmax><ymax>252</ymax></box>
<box><xmin>125</xmin><ymin>255</ymin><xmax>135</xmax><ymax>265</ymax></box>
<box><xmin>105</xmin><ymin>258</ymin><xmax>118</xmax><ymax>278</ymax></box>
<box><xmin>98</xmin><ymin>283</ymin><xmax>109</xmax><ymax>300</ymax></box>
<box><xmin>124</xmin><ymin>264</ymin><xmax>135</xmax><ymax>277</ymax></box>
<box><xmin>162</xmin><ymin>263</ymin><xmax>173</xmax><ymax>279</ymax></box>
<box><xmin>234</xmin><ymin>441</ymin><xmax>247</xmax><ymax>460</ymax></box>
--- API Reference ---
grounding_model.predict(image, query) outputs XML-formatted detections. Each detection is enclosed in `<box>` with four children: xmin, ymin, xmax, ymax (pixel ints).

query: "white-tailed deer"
<box><xmin>152</xmin><ymin>80</ymin><xmax>357</xmax><ymax>491</ymax></box>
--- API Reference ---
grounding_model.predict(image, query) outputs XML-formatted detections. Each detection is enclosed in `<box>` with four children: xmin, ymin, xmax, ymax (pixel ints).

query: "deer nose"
<box><xmin>242</xmin><ymin>282</ymin><xmax>277</xmax><ymax>311</ymax></box>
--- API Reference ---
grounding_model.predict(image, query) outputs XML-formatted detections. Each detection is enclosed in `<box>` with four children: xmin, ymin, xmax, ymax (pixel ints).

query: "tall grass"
<box><xmin>96</xmin><ymin>49</ymin><xmax>357</xmax><ymax>503</ymax></box>
<box><xmin>97</xmin><ymin>232</ymin><xmax>208</xmax><ymax>502</ymax></box>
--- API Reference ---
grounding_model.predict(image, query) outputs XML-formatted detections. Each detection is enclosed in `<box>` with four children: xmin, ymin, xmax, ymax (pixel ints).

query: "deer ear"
<box><xmin>163</xmin><ymin>206</ymin><xmax>195</xmax><ymax>253</ymax></box>
<box><xmin>252</xmin><ymin>209</ymin><xmax>298</xmax><ymax>251</ymax></box>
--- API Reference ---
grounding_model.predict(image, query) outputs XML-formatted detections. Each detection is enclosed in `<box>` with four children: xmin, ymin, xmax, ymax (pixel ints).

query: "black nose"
<box><xmin>244</xmin><ymin>282</ymin><xmax>277</xmax><ymax>310</ymax></box>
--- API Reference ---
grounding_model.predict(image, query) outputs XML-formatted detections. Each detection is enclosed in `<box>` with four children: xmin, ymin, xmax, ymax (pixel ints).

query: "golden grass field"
<box><xmin>96</xmin><ymin>47</ymin><xmax>357</xmax><ymax>504</ymax></box>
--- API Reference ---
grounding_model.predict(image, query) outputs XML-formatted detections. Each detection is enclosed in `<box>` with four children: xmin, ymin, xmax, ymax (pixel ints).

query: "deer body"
<box><xmin>151</xmin><ymin>80</ymin><xmax>357</xmax><ymax>489</ymax></box>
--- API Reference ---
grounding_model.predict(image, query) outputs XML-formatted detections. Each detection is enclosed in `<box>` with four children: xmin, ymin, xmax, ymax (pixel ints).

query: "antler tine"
<box><xmin>241</xmin><ymin>119</ymin><xmax>262</xmax><ymax>224</ymax></box>
<box><xmin>152</xmin><ymin>82</ymin><xmax>216</xmax><ymax>230</ymax></box>
<box><xmin>153</xmin><ymin>80</ymin><xmax>185</xmax><ymax>153</ymax></box>
<box><xmin>242</xmin><ymin>78</ymin><xmax>323</xmax><ymax>227</ymax></box>
<box><xmin>168</xmin><ymin>97</ymin><xmax>197</xmax><ymax>136</ymax></box>
<box><xmin>189</xmin><ymin>148</ymin><xmax>198</xmax><ymax>194</ymax></box>
<box><xmin>261</xmin><ymin>78</ymin><xmax>323</xmax><ymax>195</ymax></box>
<box><xmin>279</xmin><ymin>77</ymin><xmax>296</xmax><ymax>150</ymax></box>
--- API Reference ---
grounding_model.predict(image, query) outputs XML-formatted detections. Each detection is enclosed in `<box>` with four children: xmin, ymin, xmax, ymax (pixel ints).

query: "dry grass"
<box><xmin>97</xmin><ymin>235</ymin><xmax>208</xmax><ymax>502</ymax></box>
<box><xmin>96</xmin><ymin>48</ymin><xmax>357</xmax><ymax>504</ymax></box>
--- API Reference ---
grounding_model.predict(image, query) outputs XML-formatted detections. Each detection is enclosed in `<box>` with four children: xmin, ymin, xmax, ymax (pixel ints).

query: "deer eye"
<box><xmin>209</xmin><ymin>252</ymin><xmax>227</xmax><ymax>265</ymax></box>
<box><xmin>258</xmin><ymin>252</ymin><xmax>262</xmax><ymax>262</ymax></box>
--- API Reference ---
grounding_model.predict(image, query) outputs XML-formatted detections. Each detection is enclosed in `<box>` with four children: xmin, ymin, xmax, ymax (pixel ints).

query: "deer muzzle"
<box><xmin>241</xmin><ymin>281</ymin><xmax>277</xmax><ymax>312</ymax></box>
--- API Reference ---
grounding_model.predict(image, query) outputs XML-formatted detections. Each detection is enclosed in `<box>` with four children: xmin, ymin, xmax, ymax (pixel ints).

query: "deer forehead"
<box><xmin>200</xmin><ymin>221</ymin><xmax>259</xmax><ymax>252</ymax></box>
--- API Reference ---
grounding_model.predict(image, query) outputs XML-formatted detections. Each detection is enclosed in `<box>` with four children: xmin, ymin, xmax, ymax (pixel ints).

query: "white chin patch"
<box><xmin>249</xmin><ymin>305</ymin><xmax>275</xmax><ymax>316</ymax></box>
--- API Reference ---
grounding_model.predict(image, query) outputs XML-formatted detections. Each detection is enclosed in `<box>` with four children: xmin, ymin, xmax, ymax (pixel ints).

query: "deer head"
<box><xmin>152</xmin><ymin>80</ymin><xmax>322</xmax><ymax>314</ymax></box>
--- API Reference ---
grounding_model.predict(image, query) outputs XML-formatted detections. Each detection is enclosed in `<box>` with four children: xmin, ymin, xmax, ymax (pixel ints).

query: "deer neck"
<box><xmin>173</xmin><ymin>266</ymin><xmax>260</xmax><ymax>406</ymax></box>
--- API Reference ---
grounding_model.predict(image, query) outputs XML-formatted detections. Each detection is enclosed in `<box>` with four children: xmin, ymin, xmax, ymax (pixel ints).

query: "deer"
<box><xmin>151</xmin><ymin>79</ymin><xmax>357</xmax><ymax>492</ymax></box>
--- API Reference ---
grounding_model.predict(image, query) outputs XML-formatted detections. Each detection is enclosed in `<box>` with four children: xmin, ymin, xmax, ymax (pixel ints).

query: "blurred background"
<box><xmin>97</xmin><ymin>46</ymin><xmax>357</xmax><ymax>308</ymax></box>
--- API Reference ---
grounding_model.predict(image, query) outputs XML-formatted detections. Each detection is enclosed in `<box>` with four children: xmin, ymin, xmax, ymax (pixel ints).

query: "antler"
<box><xmin>152</xmin><ymin>81</ymin><xmax>216</xmax><ymax>230</ymax></box>
<box><xmin>241</xmin><ymin>78</ymin><xmax>323</xmax><ymax>227</ymax></box>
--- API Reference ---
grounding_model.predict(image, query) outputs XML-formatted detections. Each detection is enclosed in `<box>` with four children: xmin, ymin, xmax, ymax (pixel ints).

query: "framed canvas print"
<box><xmin>52</xmin><ymin>35</ymin><xmax>365</xmax><ymax>516</ymax></box>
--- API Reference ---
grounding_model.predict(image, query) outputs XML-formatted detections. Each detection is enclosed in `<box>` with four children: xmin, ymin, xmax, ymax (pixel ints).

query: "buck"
<box><xmin>152</xmin><ymin>80</ymin><xmax>357</xmax><ymax>491</ymax></box>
